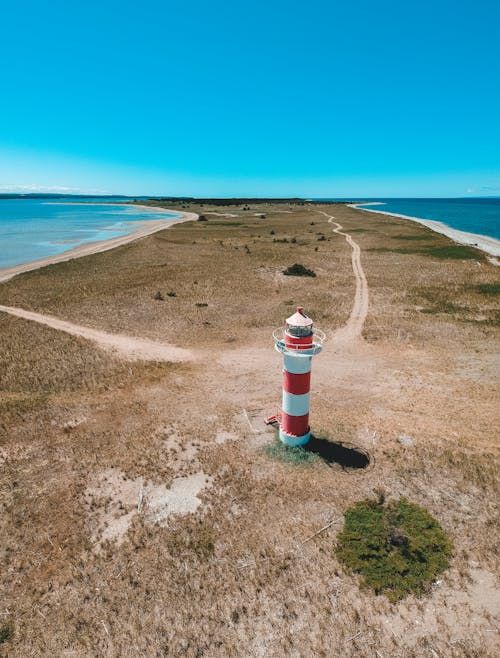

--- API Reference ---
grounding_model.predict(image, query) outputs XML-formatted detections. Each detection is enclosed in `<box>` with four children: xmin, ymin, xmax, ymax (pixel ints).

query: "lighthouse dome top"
<box><xmin>286</xmin><ymin>306</ymin><xmax>313</xmax><ymax>328</ymax></box>
<box><xmin>273</xmin><ymin>305</ymin><xmax>325</xmax><ymax>356</ymax></box>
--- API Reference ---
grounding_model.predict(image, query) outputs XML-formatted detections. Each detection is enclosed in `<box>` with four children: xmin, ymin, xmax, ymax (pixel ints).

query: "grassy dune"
<box><xmin>0</xmin><ymin>202</ymin><xmax>498</xmax><ymax>657</ymax></box>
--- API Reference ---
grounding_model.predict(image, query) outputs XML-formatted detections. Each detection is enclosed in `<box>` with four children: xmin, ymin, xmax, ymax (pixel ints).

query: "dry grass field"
<box><xmin>0</xmin><ymin>202</ymin><xmax>498</xmax><ymax>657</ymax></box>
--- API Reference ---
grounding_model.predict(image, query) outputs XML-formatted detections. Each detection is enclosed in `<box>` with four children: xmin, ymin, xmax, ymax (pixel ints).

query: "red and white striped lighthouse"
<box><xmin>270</xmin><ymin>307</ymin><xmax>324</xmax><ymax>446</ymax></box>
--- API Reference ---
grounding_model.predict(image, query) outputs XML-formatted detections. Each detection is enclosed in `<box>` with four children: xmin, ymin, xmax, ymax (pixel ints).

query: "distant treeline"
<box><xmin>150</xmin><ymin>197</ymin><xmax>351</xmax><ymax>206</ymax></box>
<box><xmin>0</xmin><ymin>194</ymin><xmax>355</xmax><ymax>205</ymax></box>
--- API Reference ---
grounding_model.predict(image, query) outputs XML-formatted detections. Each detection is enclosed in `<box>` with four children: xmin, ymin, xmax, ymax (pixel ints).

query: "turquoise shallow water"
<box><xmin>0</xmin><ymin>200</ymin><xmax>180</xmax><ymax>268</ymax></box>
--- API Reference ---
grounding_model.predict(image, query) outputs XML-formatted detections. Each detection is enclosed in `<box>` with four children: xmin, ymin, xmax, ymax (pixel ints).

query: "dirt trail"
<box><xmin>319</xmin><ymin>210</ymin><xmax>369</xmax><ymax>345</ymax></box>
<box><xmin>0</xmin><ymin>305</ymin><xmax>193</xmax><ymax>363</ymax></box>
<box><xmin>0</xmin><ymin>208</ymin><xmax>367</xmax><ymax>364</ymax></box>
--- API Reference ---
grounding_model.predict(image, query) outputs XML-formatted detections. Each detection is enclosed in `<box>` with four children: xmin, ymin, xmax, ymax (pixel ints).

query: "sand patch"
<box><xmin>204</xmin><ymin>212</ymin><xmax>239</xmax><ymax>218</ymax></box>
<box><xmin>256</xmin><ymin>266</ymin><xmax>286</xmax><ymax>284</ymax></box>
<box><xmin>215</xmin><ymin>431</ymin><xmax>240</xmax><ymax>444</ymax></box>
<box><xmin>155</xmin><ymin>425</ymin><xmax>200</xmax><ymax>470</ymax></box>
<box><xmin>146</xmin><ymin>471</ymin><xmax>212</xmax><ymax>524</ymax></box>
<box><xmin>84</xmin><ymin>468</ymin><xmax>212</xmax><ymax>550</ymax></box>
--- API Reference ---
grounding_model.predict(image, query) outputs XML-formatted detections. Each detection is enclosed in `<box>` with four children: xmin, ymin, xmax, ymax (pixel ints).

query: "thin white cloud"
<box><xmin>479</xmin><ymin>185</ymin><xmax>500</xmax><ymax>193</ymax></box>
<box><xmin>0</xmin><ymin>184</ymin><xmax>111</xmax><ymax>194</ymax></box>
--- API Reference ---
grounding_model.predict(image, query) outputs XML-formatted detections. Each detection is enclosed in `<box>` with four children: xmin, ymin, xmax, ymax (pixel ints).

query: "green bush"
<box><xmin>283</xmin><ymin>263</ymin><xmax>316</xmax><ymax>277</ymax></box>
<box><xmin>336</xmin><ymin>497</ymin><xmax>452</xmax><ymax>601</ymax></box>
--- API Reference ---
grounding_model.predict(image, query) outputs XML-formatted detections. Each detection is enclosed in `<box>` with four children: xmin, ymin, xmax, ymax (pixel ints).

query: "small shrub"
<box><xmin>291</xmin><ymin>237</ymin><xmax>297</xmax><ymax>244</ymax></box>
<box><xmin>153</xmin><ymin>291</ymin><xmax>164</xmax><ymax>301</ymax></box>
<box><xmin>167</xmin><ymin>291</ymin><xmax>177</xmax><ymax>297</ymax></box>
<box><xmin>475</xmin><ymin>283</ymin><xmax>500</xmax><ymax>296</ymax></box>
<box><xmin>270</xmin><ymin>230</ymin><xmax>275</xmax><ymax>235</ymax></box>
<box><xmin>196</xmin><ymin>302</ymin><xmax>208</xmax><ymax>307</ymax></box>
<box><xmin>273</xmin><ymin>238</ymin><xmax>289</xmax><ymax>243</ymax></box>
<box><xmin>336</xmin><ymin>497</ymin><xmax>452</xmax><ymax>602</ymax></box>
<box><xmin>0</xmin><ymin>624</ymin><xmax>13</xmax><ymax>644</ymax></box>
<box><xmin>197</xmin><ymin>215</ymin><xmax>208</xmax><ymax>221</ymax></box>
<box><xmin>283</xmin><ymin>263</ymin><xmax>316</xmax><ymax>277</ymax></box>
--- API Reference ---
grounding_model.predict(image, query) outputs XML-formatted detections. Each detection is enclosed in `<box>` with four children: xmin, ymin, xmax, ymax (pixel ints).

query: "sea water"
<box><xmin>351</xmin><ymin>198</ymin><xmax>500</xmax><ymax>240</ymax></box>
<box><xmin>0</xmin><ymin>199</ymin><xmax>180</xmax><ymax>268</ymax></box>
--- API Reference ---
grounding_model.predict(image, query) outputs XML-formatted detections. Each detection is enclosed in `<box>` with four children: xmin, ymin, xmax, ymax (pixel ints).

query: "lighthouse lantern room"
<box><xmin>268</xmin><ymin>306</ymin><xmax>325</xmax><ymax>446</ymax></box>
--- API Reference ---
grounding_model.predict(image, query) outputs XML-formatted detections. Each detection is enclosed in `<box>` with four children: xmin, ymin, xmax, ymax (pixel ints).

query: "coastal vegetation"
<box><xmin>336</xmin><ymin>496</ymin><xmax>452</xmax><ymax>602</ymax></box>
<box><xmin>367</xmin><ymin>244</ymin><xmax>484</xmax><ymax>260</ymax></box>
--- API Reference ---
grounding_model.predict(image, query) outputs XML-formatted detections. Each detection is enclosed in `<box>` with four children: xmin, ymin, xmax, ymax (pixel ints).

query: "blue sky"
<box><xmin>1</xmin><ymin>0</ymin><xmax>499</xmax><ymax>197</ymax></box>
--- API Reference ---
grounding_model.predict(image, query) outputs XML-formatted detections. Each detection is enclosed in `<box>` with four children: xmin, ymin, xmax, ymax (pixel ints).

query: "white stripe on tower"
<box><xmin>283</xmin><ymin>354</ymin><xmax>312</xmax><ymax>374</ymax></box>
<box><xmin>281</xmin><ymin>391</ymin><xmax>311</xmax><ymax>417</ymax></box>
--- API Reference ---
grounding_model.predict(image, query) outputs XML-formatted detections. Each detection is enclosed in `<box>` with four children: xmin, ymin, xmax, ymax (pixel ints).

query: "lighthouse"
<box><xmin>268</xmin><ymin>307</ymin><xmax>325</xmax><ymax>446</ymax></box>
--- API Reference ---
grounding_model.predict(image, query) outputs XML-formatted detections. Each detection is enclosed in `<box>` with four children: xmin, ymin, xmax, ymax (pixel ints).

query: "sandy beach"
<box><xmin>0</xmin><ymin>207</ymin><xmax>197</xmax><ymax>284</ymax></box>
<box><xmin>349</xmin><ymin>203</ymin><xmax>500</xmax><ymax>258</ymax></box>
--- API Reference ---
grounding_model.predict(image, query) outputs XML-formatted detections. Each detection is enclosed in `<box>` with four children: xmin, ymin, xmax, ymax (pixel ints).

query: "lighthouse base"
<box><xmin>279</xmin><ymin>427</ymin><xmax>311</xmax><ymax>447</ymax></box>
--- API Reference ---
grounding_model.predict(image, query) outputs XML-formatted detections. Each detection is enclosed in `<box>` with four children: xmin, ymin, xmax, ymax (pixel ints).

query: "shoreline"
<box><xmin>348</xmin><ymin>203</ymin><xmax>500</xmax><ymax>258</ymax></box>
<box><xmin>0</xmin><ymin>207</ymin><xmax>197</xmax><ymax>284</ymax></box>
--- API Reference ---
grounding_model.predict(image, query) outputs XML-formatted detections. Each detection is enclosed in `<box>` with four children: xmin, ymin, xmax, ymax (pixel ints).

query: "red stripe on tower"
<box><xmin>284</xmin><ymin>333</ymin><xmax>314</xmax><ymax>350</ymax></box>
<box><xmin>282</xmin><ymin>370</ymin><xmax>311</xmax><ymax>395</ymax></box>
<box><xmin>280</xmin><ymin>411</ymin><xmax>310</xmax><ymax>437</ymax></box>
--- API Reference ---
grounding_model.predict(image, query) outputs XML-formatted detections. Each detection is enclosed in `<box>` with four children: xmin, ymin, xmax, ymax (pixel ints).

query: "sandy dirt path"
<box><xmin>319</xmin><ymin>210</ymin><xmax>369</xmax><ymax>344</ymax></box>
<box><xmin>0</xmin><ymin>207</ymin><xmax>367</xmax><ymax>364</ymax></box>
<box><xmin>0</xmin><ymin>305</ymin><xmax>193</xmax><ymax>362</ymax></box>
